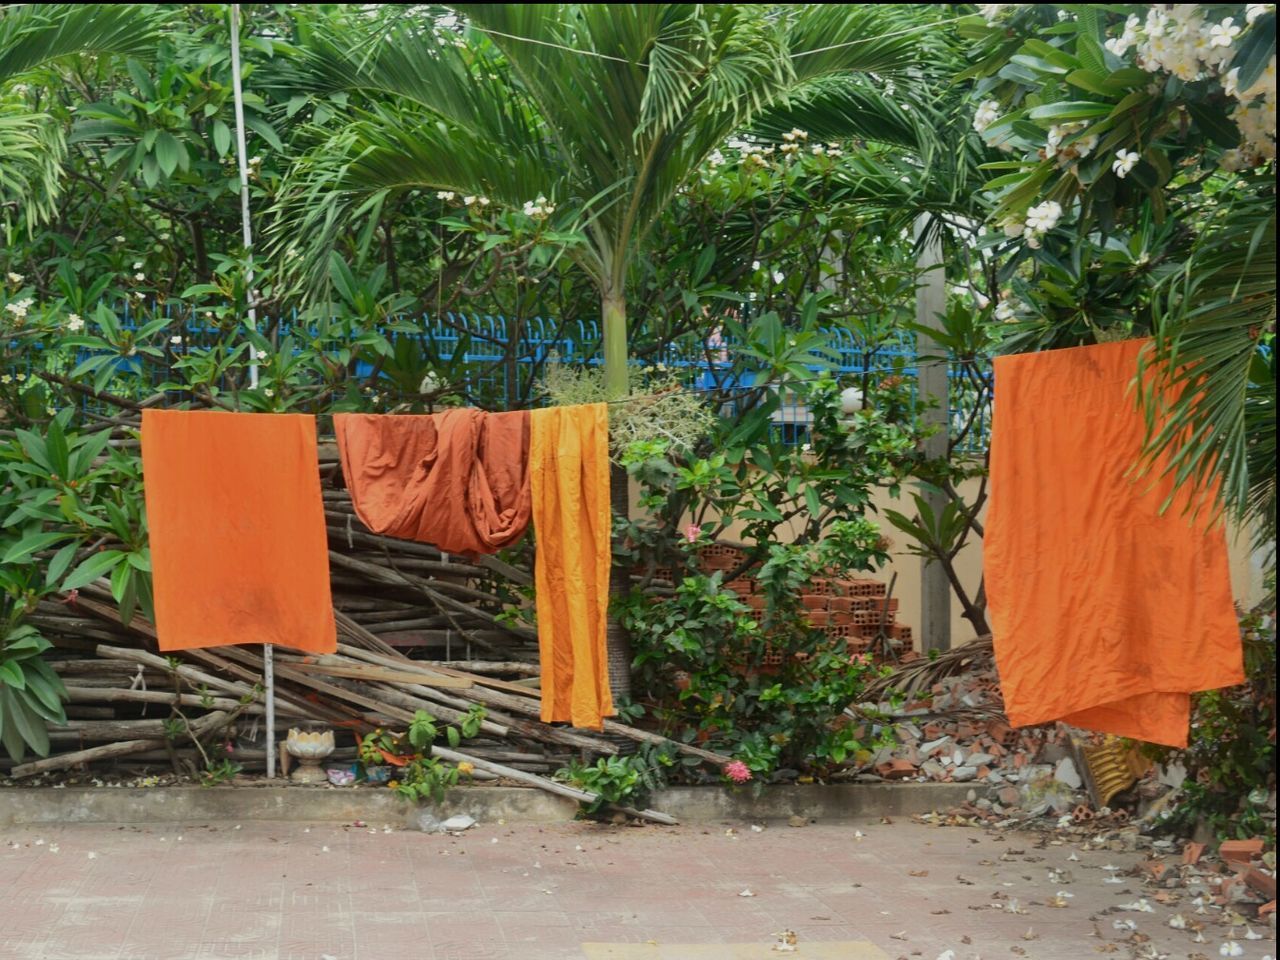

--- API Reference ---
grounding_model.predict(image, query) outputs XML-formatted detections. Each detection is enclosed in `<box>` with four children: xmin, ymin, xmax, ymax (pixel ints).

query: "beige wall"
<box><xmin>632</xmin><ymin>476</ymin><xmax>1269</xmax><ymax>651</ymax></box>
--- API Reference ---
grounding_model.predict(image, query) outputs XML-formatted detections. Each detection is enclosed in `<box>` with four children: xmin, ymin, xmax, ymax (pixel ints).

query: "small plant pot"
<box><xmin>364</xmin><ymin>765</ymin><xmax>393</xmax><ymax>784</ymax></box>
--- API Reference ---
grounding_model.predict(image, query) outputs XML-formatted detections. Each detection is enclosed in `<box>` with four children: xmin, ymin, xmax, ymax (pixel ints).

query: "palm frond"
<box><xmin>0</xmin><ymin>4</ymin><xmax>166</xmax><ymax>83</ymax></box>
<box><xmin>1137</xmin><ymin>186</ymin><xmax>1276</xmax><ymax>544</ymax></box>
<box><xmin>0</xmin><ymin>103</ymin><xmax>65</xmax><ymax>228</ymax></box>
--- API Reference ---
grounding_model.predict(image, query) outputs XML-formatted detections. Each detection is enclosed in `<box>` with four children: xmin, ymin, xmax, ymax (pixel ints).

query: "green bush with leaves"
<box><xmin>1146</xmin><ymin>607</ymin><xmax>1277</xmax><ymax>843</ymax></box>
<box><xmin>615</xmin><ymin>365</ymin><xmax>917</xmax><ymax>781</ymax></box>
<box><xmin>558</xmin><ymin>744</ymin><xmax>679</xmax><ymax>816</ymax></box>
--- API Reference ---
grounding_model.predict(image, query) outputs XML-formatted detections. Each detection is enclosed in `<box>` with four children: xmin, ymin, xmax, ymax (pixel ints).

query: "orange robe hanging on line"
<box><xmin>333</xmin><ymin>408</ymin><xmax>531</xmax><ymax>555</ymax></box>
<box><xmin>334</xmin><ymin>405</ymin><xmax>614</xmax><ymax>729</ymax></box>
<box><xmin>984</xmin><ymin>339</ymin><xmax>1242</xmax><ymax>748</ymax></box>
<box><xmin>529</xmin><ymin>404</ymin><xmax>614</xmax><ymax>729</ymax></box>
<box><xmin>141</xmin><ymin>409</ymin><xmax>336</xmax><ymax>654</ymax></box>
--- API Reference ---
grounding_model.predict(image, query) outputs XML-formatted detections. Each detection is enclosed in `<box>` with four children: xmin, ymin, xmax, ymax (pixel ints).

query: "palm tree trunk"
<box><xmin>601</xmin><ymin>286</ymin><xmax>633</xmax><ymax>703</ymax></box>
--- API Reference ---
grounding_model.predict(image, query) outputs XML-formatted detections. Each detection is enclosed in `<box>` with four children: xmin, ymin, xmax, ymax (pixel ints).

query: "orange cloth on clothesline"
<box><xmin>530</xmin><ymin>403</ymin><xmax>614</xmax><ymax>730</ymax></box>
<box><xmin>334</xmin><ymin>405</ymin><xmax>615</xmax><ymax>729</ymax></box>
<box><xmin>141</xmin><ymin>410</ymin><xmax>335</xmax><ymax>654</ymax></box>
<box><xmin>333</xmin><ymin>409</ymin><xmax>531</xmax><ymax>556</ymax></box>
<box><xmin>984</xmin><ymin>339</ymin><xmax>1242</xmax><ymax>748</ymax></box>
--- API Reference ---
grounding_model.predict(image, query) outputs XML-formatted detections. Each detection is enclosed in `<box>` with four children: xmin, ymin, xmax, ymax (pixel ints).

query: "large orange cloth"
<box><xmin>984</xmin><ymin>339</ymin><xmax>1242</xmax><ymax>748</ymax></box>
<box><xmin>529</xmin><ymin>403</ymin><xmax>614</xmax><ymax>729</ymax></box>
<box><xmin>141</xmin><ymin>410</ymin><xmax>336</xmax><ymax>654</ymax></box>
<box><xmin>333</xmin><ymin>409</ymin><xmax>531</xmax><ymax>556</ymax></box>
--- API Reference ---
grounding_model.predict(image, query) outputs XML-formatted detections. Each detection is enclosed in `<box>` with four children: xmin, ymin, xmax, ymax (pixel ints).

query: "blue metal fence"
<box><xmin>3</xmin><ymin>306</ymin><xmax>992</xmax><ymax>453</ymax></box>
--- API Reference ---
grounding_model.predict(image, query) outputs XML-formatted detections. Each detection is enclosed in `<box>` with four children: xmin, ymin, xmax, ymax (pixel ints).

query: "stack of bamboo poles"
<box><xmin>12</xmin><ymin>589</ymin><xmax>732</xmax><ymax>824</ymax></box>
<box><xmin>5</xmin><ymin>409</ymin><xmax>731</xmax><ymax>823</ymax></box>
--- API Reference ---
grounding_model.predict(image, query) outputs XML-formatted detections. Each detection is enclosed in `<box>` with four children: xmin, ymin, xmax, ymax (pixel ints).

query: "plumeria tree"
<box><xmin>963</xmin><ymin>3</ymin><xmax>1275</xmax><ymax>545</ymax></box>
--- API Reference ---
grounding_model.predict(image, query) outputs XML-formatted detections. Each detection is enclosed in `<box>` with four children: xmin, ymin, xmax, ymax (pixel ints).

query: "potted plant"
<box><xmin>357</xmin><ymin>728</ymin><xmax>402</xmax><ymax>783</ymax></box>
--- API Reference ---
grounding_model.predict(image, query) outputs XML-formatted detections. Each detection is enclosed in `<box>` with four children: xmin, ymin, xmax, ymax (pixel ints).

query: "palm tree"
<box><xmin>0</xmin><ymin>4</ymin><xmax>166</xmax><ymax>228</ymax></box>
<box><xmin>274</xmin><ymin>4</ymin><xmax>927</xmax><ymax>699</ymax></box>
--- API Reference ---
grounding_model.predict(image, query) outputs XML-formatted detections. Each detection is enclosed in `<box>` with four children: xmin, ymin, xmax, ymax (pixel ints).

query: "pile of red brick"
<box><xmin>646</xmin><ymin>543</ymin><xmax>914</xmax><ymax>663</ymax></box>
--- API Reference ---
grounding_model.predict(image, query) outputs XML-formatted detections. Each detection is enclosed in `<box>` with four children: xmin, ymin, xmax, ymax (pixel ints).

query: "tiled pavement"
<box><xmin>1</xmin><ymin>817</ymin><xmax>1274</xmax><ymax>960</ymax></box>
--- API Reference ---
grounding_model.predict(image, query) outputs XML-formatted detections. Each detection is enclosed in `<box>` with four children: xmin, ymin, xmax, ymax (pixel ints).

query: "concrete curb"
<box><xmin>0</xmin><ymin>782</ymin><xmax>975</xmax><ymax>827</ymax></box>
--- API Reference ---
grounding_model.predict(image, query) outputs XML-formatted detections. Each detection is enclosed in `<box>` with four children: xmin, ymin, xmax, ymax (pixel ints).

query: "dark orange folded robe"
<box><xmin>984</xmin><ymin>339</ymin><xmax>1242</xmax><ymax>748</ymax></box>
<box><xmin>333</xmin><ymin>409</ymin><xmax>531</xmax><ymax>555</ymax></box>
<box><xmin>334</xmin><ymin>405</ymin><xmax>614</xmax><ymax>729</ymax></box>
<box><xmin>529</xmin><ymin>404</ymin><xmax>614</xmax><ymax>730</ymax></box>
<box><xmin>141</xmin><ymin>410</ymin><xmax>336</xmax><ymax>654</ymax></box>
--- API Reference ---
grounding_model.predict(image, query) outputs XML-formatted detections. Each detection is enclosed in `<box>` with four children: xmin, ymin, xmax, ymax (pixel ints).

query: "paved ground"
<box><xmin>0</xmin><ymin>817</ymin><xmax>1274</xmax><ymax>960</ymax></box>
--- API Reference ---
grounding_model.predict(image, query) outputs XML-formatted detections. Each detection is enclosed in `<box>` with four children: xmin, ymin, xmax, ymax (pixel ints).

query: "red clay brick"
<box><xmin>1244</xmin><ymin>866</ymin><xmax>1276</xmax><ymax>900</ymax></box>
<box><xmin>875</xmin><ymin>758</ymin><xmax>917</xmax><ymax>780</ymax></box>
<box><xmin>1220</xmin><ymin>839</ymin><xmax>1265</xmax><ymax>865</ymax></box>
<box><xmin>1183</xmin><ymin>841</ymin><xmax>1206</xmax><ymax>865</ymax></box>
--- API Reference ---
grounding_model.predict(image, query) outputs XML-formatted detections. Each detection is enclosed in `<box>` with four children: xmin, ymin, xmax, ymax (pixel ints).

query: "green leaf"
<box><xmin>44</xmin><ymin>542</ymin><xmax>79</xmax><ymax>588</ymax></box>
<box><xmin>62</xmin><ymin>550</ymin><xmax>125</xmax><ymax>590</ymax></box>
<box><xmin>244</xmin><ymin>113</ymin><xmax>283</xmax><ymax>151</ymax></box>
<box><xmin>155</xmin><ymin>131</ymin><xmax>180</xmax><ymax>176</ymax></box>
<box><xmin>0</xmin><ymin>662</ymin><xmax>25</xmax><ymax>690</ymax></box>
<box><xmin>5</xmin><ymin>688</ymin><xmax>50</xmax><ymax>757</ymax></box>
<box><xmin>1027</xmin><ymin>101</ymin><xmax>1113</xmax><ymax>121</ymax></box>
<box><xmin>1186</xmin><ymin>102</ymin><xmax>1240</xmax><ymax>150</ymax></box>
<box><xmin>212</xmin><ymin>119</ymin><xmax>231</xmax><ymax>156</ymax></box>
<box><xmin>3</xmin><ymin>532</ymin><xmax>69</xmax><ymax>565</ymax></box>
<box><xmin>1234</xmin><ymin>14</ymin><xmax>1276</xmax><ymax>92</ymax></box>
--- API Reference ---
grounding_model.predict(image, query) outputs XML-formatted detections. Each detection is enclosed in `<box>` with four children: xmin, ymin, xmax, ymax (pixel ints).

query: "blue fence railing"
<box><xmin>3</xmin><ymin>306</ymin><xmax>992</xmax><ymax>454</ymax></box>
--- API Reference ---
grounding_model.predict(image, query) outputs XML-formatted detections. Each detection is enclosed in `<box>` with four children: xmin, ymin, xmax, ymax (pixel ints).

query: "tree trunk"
<box><xmin>601</xmin><ymin>285</ymin><xmax>633</xmax><ymax>703</ymax></box>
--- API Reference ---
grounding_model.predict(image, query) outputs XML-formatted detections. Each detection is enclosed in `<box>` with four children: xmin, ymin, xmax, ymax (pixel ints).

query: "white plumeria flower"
<box><xmin>436</xmin><ymin>190</ymin><xmax>456</xmax><ymax>201</ymax></box>
<box><xmin>995</xmin><ymin>301</ymin><xmax>1017</xmax><ymax>323</ymax></box>
<box><xmin>1209</xmin><ymin>18</ymin><xmax>1242</xmax><ymax>47</ymax></box>
<box><xmin>1220</xmin><ymin>942</ymin><xmax>1243</xmax><ymax>958</ymax></box>
<box><xmin>133</xmin><ymin>261</ymin><xmax>144</xmax><ymax>269</ymax></box>
<box><xmin>255</xmin><ymin>349</ymin><xmax>268</xmax><ymax>361</ymax></box>
<box><xmin>707</xmin><ymin>149</ymin><xmax>726</xmax><ymax>168</ymax></box>
<box><xmin>1025</xmin><ymin>200</ymin><xmax>1063</xmax><ymax>235</ymax></box>
<box><xmin>1112</xmin><ymin>150</ymin><xmax>1140</xmax><ymax>178</ymax></box>
<box><xmin>973</xmin><ymin>99</ymin><xmax>1001</xmax><ymax>134</ymax></box>
<box><xmin>462</xmin><ymin>196</ymin><xmax>476</xmax><ymax>206</ymax></box>
<box><xmin>6</xmin><ymin>272</ymin><xmax>22</xmax><ymax>284</ymax></box>
<box><xmin>1169</xmin><ymin>914</ymin><xmax>1187</xmax><ymax>928</ymax></box>
<box><xmin>772</xmin><ymin>270</ymin><xmax>785</xmax><ymax>284</ymax></box>
<box><xmin>169</xmin><ymin>335</ymin><xmax>182</xmax><ymax>345</ymax></box>
<box><xmin>67</xmin><ymin>314</ymin><xmax>84</xmax><ymax>332</ymax></box>
<box><xmin>263</xmin><ymin>388</ymin><xmax>274</xmax><ymax>398</ymax></box>
<box><xmin>1246</xmin><ymin>4</ymin><xmax>1273</xmax><ymax>25</ymax></box>
<box><xmin>134</xmin><ymin>272</ymin><xmax>146</xmax><ymax>282</ymax></box>
<box><xmin>113</xmin><ymin>235</ymin><xmax>126</xmax><ymax>243</ymax></box>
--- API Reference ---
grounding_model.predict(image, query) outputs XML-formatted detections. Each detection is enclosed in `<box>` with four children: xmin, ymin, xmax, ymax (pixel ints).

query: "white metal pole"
<box><xmin>229</xmin><ymin>3</ymin><xmax>275</xmax><ymax>777</ymax></box>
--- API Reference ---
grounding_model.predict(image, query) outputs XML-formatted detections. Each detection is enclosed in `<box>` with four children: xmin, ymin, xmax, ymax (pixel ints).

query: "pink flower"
<box><xmin>683</xmin><ymin>524</ymin><xmax>701</xmax><ymax>543</ymax></box>
<box><xmin>724</xmin><ymin>760</ymin><xmax>752</xmax><ymax>783</ymax></box>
